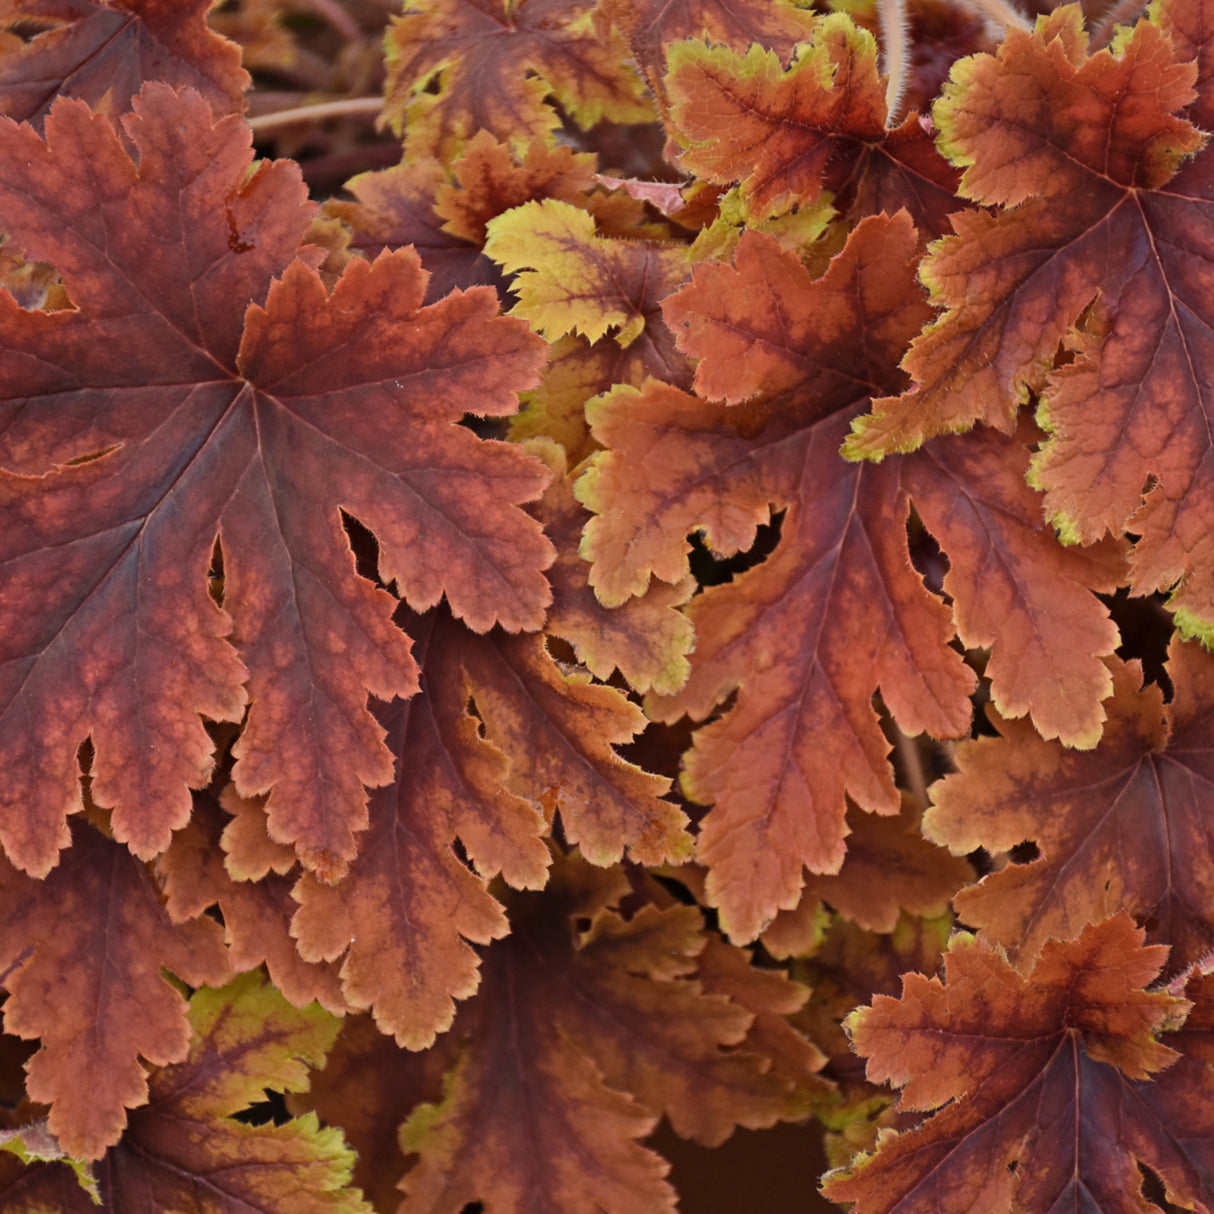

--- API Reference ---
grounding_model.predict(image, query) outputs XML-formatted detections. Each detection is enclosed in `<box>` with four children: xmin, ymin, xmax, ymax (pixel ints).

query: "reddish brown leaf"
<box><xmin>458</xmin><ymin>621</ymin><xmax>693</xmax><ymax>868</ymax></box>
<box><xmin>926</xmin><ymin>638</ymin><xmax>1214</xmax><ymax>972</ymax></box>
<box><xmin>288</xmin><ymin>1014</ymin><xmax>460</xmax><ymax>1214</ymax></box>
<box><xmin>382</xmin><ymin>0</ymin><xmax>653</xmax><ymax>160</ymax></box>
<box><xmin>598</xmin><ymin>0</ymin><xmax>816</xmax><ymax>99</ymax></box>
<box><xmin>0</xmin><ymin>85</ymin><xmax>551</xmax><ymax>878</ymax></box>
<box><xmin>822</xmin><ymin>917</ymin><xmax>1197</xmax><ymax>1213</ymax></box>
<box><xmin>37</xmin><ymin>974</ymin><xmax>371</xmax><ymax>1212</ymax></box>
<box><xmin>0</xmin><ymin>821</ymin><xmax>230</xmax><ymax>1158</ymax></box>
<box><xmin>532</xmin><ymin>438</ymin><xmax>694</xmax><ymax>697</ymax></box>
<box><xmin>666</xmin><ymin>17</ymin><xmax>961</xmax><ymax>234</ymax></box>
<box><xmin>291</xmin><ymin>610</ymin><xmax>546</xmax><ymax>1050</ymax></box>
<box><xmin>844</xmin><ymin>2</ymin><xmax>1214</xmax><ymax>631</ymax></box>
<box><xmin>0</xmin><ymin>0</ymin><xmax>248</xmax><ymax>128</ymax></box>
<box><xmin>579</xmin><ymin>213</ymin><xmax>1123</xmax><ymax>939</ymax></box>
<box><xmin>399</xmin><ymin>853</ymin><xmax>813</xmax><ymax>1211</ymax></box>
<box><xmin>156</xmin><ymin>789</ymin><xmax>350</xmax><ymax>1016</ymax></box>
<box><xmin>766</xmin><ymin>795</ymin><xmax>974</xmax><ymax>940</ymax></box>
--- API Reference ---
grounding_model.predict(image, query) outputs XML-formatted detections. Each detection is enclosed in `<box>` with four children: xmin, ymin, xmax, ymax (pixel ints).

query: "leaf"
<box><xmin>0</xmin><ymin>820</ymin><xmax>230</xmax><ymax>1158</ymax></box>
<box><xmin>399</xmin><ymin>852</ymin><xmax>813</xmax><ymax>1212</ymax></box>
<box><xmin>582</xmin><ymin>213</ymin><xmax>1125</xmax><ymax>941</ymax></box>
<box><xmin>457</xmin><ymin>620</ymin><xmax>693</xmax><ymax>868</ymax></box>
<box><xmin>0</xmin><ymin>0</ymin><xmax>249</xmax><ymax>129</ymax></box>
<box><xmin>598</xmin><ymin>0</ymin><xmax>817</xmax><ymax>100</ymax></box>
<box><xmin>382</xmin><ymin>0</ymin><xmax>653</xmax><ymax>160</ymax></box>
<box><xmin>82</xmin><ymin>974</ymin><xmax>371</xmax><ymax>1212</ymax></box>
<box><xmin>290</xmin><ymin>609</ymin><xmax>546</xmax><ymax>1051</ymax></box>
<box><xmin>530</xmin><ymin>438</ymin><xmax>695</xmax><ymax>697</ymax></box>
<box><xmin>926</xmin><ymin>637</ymin><xmax>1214</xmax><ymax>972</ymax></box>
<box><xmin>822</xmin><ymin>916</ymin><xmax>1197</xmax><ymax>1213</ymax></box>
<box><xmin>327</xmin><ymin>132</ymin><xmax>601</xmax><ymax>307</ymax></box>
<box><xmin>287</xmin><ymin>1014</ymin><xmax>461</xmax><ymax>1214</ymax></box>
<box><xmin>666</xmin><ymin>17</ymin><xmax>961</xmax><ymax>233</ymax></box>
<box><xmin>0</xmin><ymin>1122</ymin><xmax>97</xmax><ymax>1203</ymax></box>
<box><xmin>0</xmin><ymin>84</ymin><xmax>552</xmax><ymax>878</ymax></box>
<box><xmin>843</xmin><ymin>2</ymin><xmax>1214</xmax><ymax>629</ymax></box>
<box><xmin>156</xmin><ymin>788</ymin><xmax>351</xmax><ymax>1016</ymax></box>
<box><xmin>766</xmin><ymin>794</ymin><xmax>974</xmax><ymax>939</ymax></box>
<box><xmin>485</xmin><ymin>198</ymin><xmax>690</xmax><ymax>347</ymax></box>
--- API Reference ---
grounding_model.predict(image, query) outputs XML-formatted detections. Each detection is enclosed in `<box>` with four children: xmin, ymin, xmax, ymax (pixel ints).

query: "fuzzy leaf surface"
<box><xmin>822</xmin><ymin>917</ymin><xmax>1198</xmax><ymax>1213</ymax></box>
<box><xmin>0</xmin><ymin>84</ymin><xmax>552</xmax><ymax>878</ymax></box>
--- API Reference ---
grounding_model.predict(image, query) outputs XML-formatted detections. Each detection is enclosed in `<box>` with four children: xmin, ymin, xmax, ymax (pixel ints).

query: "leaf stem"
<box><xmin>304</xmin><ymin>0</ymin><xmax>363</xmax><ymax>41</ymax></box>
<box><xmin>248</xmin><ymin>96</ymin><xmax>386</xmax><ymax>136</ymax></box>
<box><xmin>893</xmin><ymin>724</ymin><xmax>931</xmax><ymax>808</ymax></box>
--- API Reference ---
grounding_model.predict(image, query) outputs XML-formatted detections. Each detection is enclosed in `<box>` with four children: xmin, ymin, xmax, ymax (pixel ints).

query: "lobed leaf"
<box><xmin>399</xmin><ymin>853</ymin><xmax>813</xmax><ymax>1211</ymax></box>
<box><xmin>927</xmin><ymin>637</ymin><xmax>1214</xmax><ymax>972</ymax></box>
<box><xmin>666</xmin><ymin>18</ymin><xmax>961</xmax><ymax>233</ymax></box>
<box><xmin>382</xmin><ymin>0</ymin><xmax>653</xmax><ymax>160</ymax></box>
<box><xmin>0</xmin><ymin>84</ymin><xmax>552</xmax><ymax>879</ymax></box>
<box><xmin>485</xmin><ymin>198</ymin><xmax>690</xmax><ymax>347</ymax></box>
<box><xmin>0</xmin><ymin>820</ymin><xmax>230</xmax><ymax>1158</ymax></box>
<box><xmin>845</xmin><ymin>0</ymin><xmax>1214</xmax><ymax>629</ymax></box>
<box><xmin>581</xmin><ymin>213</ymin><xmax>1119</xmax><ymax>938</ymax></box>
<box><xmin>823</xmin><ymin>917</ymin><xmax>1198</xmax><ymax>1213</ymax></box>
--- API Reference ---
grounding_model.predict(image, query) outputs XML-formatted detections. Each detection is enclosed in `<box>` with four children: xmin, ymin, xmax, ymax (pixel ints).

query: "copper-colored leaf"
<box><xmin>845</xmin><ymin>1</ymin><xmax>1214</xmax><ymax>630</ymax></box>
<box><xmin>382</xmin><ymin>0</ymin><xmax>653</xmax><ymax>160</ymax></box>
<box><xmin>666</xmin><ymin>17</ymin><xmax>961</xmax><ymax>233</ymax></box>
<box><xmin>0</xmin><ymin>84</ymin><xmax>552</xmax><ymax>878</ymax></box>
<box><xmin>0</xmin><ymin>821</ymin><xmax>230</xmax><ymax>1158</ymax></box>
<box><xmin>399</xmin><ymin>853</ymin><xmax>813</xmax><ymax>1211</ymax></box>
<box><xmin>579</xmin><ymin>213</ymin><xmax>1122</xmax><ymax>940</ymax></box>
<box><xmin>532</xmin><ymin>438</ymin><xmax>695</xmax><ymax>697</ymax></box>
<box><xmin>927</xmin><ymin>637</ymin><xmax>1214</xmax><ymax>972</ymax></box>
<box><xmin>0</xmin><ymin>0</ymin><xmax>248</xmax><ymax>128</ymax></box>
<box><xmin>823</xmin><ymin>916</ymin><xmax>1197</xmax><ymax>1213</ymax></box>
<box><xmin>290</xmin><ymin>609</ymin><xmax>546</xmax><ymax>1051</ymax></box>
<box><xmin>767</xmin><ymin>794</ymin><xmax>974</xmax><ymax>940</ymax></box>
<box><xmin>458</xmin><ymin>621</ymin><xmax>693</xmax><ymax>868</ymax></box>
<box><xmin>157</xmin><ymin>789</ymin><xmax>350</xmax><ymax>1016</ymax></box>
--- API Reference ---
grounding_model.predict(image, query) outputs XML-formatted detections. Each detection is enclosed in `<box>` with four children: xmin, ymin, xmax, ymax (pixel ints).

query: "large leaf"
<box><xmin>399</xmin><ymin>852</ymin><xmax>815</xmax><ymax>1212</ymax></box>
<box><xmin>0</xmin><ymin>84</ymin><xmax>552</xmax><ymax>878</ymax></box>
<box><xmin>844</xmin><ymin>0</ymin><xmax>1214</xmax><ymax>632</ymax></box>
<box><xmin>822</xmin><ymin>916</ymin><xmax>1202</xmax><ymax>1213</ymax></box>
<box><xmin>0</xmin><ymin>820</ymin><xmax>230</xmax><ymax>1158</ymax></box>
<box><xmin>927</xmin><ymin>637</ymin><xmax>1214</xmax><ymax>972</ymax></box>
<box><xmin>578</xmin><ymin>213</ymin><xmax>1120</xmax><ymax>940</ymax></box>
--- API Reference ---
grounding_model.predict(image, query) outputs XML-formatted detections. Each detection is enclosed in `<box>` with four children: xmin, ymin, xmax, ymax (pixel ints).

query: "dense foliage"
<box><xmin>0</xmin><ymin>0</ymin><xmax>1212</xmax><ymax>1209</ymax></box>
